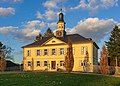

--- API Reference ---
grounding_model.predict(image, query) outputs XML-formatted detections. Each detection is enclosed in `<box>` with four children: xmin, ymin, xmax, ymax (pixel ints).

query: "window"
<box><xmin>81</xmin><ymin>46</ymin><xmax>88</xmax><ymax>55</ymax></box>
<box><xmin>60</xmin><ymin>61</ymin><xmax>64</xmax><ymax>66</ymax></box>
<box><xmin>52</xmin><ymin>41</ymin><xmax>55</xmax><ymax>43</ymax></box>
<box><xmin>44</xmin><ymin>61</ymin><xmax>48</xmax><ymax>66</ymax></box>
<box><xmin>80</xmin><ymin>60</ymin><xmax>87</xmax><ymax>66</ymax></box>
<box><xmin>60</xmin><ymin>48</ymin><xmax>64</xmax><ymax>55</ymax></box>
<box><xmin>36</xmin><ymin>61</ymin><xmax>40</xmax><ymax>66</ymax></box>
<box><xmin>44</xmin><ymin>49</ymin><xmax>48</xmax><ymax>55</ymax></box>
<box><xmin>27</xmin><ymin>50</ymin><xmax>31</xmax><ymax>56</ymax></box>
<box><xmin>52</xmin><ymin>49</ymin><xmax>56</xmax><ymax>55</ymax></box>
<box><xmin>28</xmin><ymin>61</ymin><xmax>32</xmax><ymax>66</ymax></box>
<box><xmin>36</xmin><ymin>50</ymin><xmax>40</xmax><ymax>56</ymax></box>
<box><xmin>80</xmin><ymin>60</ymin><xmax>84</xmax><ymax>66</ymax></box>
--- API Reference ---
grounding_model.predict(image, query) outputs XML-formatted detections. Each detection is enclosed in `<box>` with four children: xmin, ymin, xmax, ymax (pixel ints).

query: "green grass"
<box><xmin>0</xmin><ymin>72</ymin><xmax>120</xmax><ymax>86</ymax></box>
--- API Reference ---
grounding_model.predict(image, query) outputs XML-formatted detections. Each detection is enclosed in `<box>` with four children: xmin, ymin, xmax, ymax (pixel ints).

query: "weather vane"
<box><xmin>60</xmin><ymin>9</ymin><xmax>62</xmax><ymax>13</ymax></box>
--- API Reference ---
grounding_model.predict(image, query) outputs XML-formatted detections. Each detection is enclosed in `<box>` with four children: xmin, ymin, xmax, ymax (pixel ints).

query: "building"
<box><xmin>6</xmin><ymin>60</ymin><xmax>22</xmax><ymax>71</ymax></box>
<box><xmin>22</xmin><ymin>11</ymin><xmax>99</xmax><ymax>72</ymax></box>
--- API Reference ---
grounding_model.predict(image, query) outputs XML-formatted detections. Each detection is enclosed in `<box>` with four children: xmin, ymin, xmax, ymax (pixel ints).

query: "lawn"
<box><xmin>0</xmin><ymin>72</ymin><xmax>120</xmax><ymax>86</ymax></box>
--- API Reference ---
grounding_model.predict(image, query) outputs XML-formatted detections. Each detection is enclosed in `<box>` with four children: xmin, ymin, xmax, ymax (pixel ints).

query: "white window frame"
<box><xmin>28</xmin><ymin>61</ymin><xmax>31</xmax><ymax>66</ymax></box>
<box><xmin>52</xmin><ymin>49</ymin><xmax>56</xmax><ymax>55</ymax></box>
<box><xmin>36</xmin><ymin>61</ymin><xmax>40</xmax><ymax>66</ymax></box>
<box><xmin>60</xmin><ymin>48</ymin><xmax>64</xmax><ymax>55</ymax></box>
<box><xmin>44</xmin><ymin>61</ymin><xmax>48</xmax><ymax>66</ymax></box>
<box><xmin>81</xmin><ymin>46</ymin><xmax>88</xmax><ymax>55</ymax></box>
<box><xmin>44</xmin><ymin>49</ymin><xmax>48</xmax><ymax>56</ymax></box>
<box><xmin>60</xmin><ymin>61</ymin><xmax>64</xmax><ymax>66</ymax></box>
<box><xmin>36</xmin><ymin>50</ymin><xmax>40</xmax><ymax>56</ymax></box>
<box><xmin>27</xmin><ymin>50</ymin><xmax>31</xmax><ymax>56</ymax></box>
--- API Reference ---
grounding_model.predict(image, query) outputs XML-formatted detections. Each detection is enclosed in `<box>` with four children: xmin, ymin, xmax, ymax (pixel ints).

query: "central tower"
<box><xmin>56</xmin><ymin>9</ymin><xmax>66</xmax><ymax>37</ymax></box>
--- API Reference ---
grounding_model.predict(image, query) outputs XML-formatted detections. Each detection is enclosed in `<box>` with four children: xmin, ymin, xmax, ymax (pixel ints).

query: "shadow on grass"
<box><xmin>0</xmin><ymin>72</ymin><xmax>120</xmax><ymax>86</ymax></box>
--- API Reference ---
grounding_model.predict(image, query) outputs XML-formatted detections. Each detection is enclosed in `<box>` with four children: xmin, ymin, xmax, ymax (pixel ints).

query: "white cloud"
<box><xmin>0</xmin><ymin>20</ymin><xmax>46</xmax><ymax>42</ymax></box>
<box><xmin>71</xmin><ymin>0</ymin><xmax>118</xmax><ymax>15</ymax></box>
<box><xmin>36</xmin><ymin>0</ymin><xmax>67</xmax><ymax>21</ymax></box>
<box><xmin>43</xmin><ymin>0</ymin><xmax>57</xmax><ymax>9</ymax></box>
<box><xmin>0</xmin><ymin>7</ymin><xmax>15</xmax><ymax>16</ymax></box>
<box><xmin>12</xmin><ymin>20</ymin><xmax>46</xmax><ymax>42</ymax></box>
<box><xmin>0</xmin><ymin>26</ymin><xmax>17</xmax><ymax>34</ymax></box>
<box><xmin>17</xmin><ymin>20</ymin><xmax>44</xmax><ymax>37</ymax></box>
<box><xmin>67</xmin><ymin>18</ymin><xmax>117</xmax><ymax>42</ymax></box>
<box><xmin>12</xmin><ymin>0</ymin><xmax>23</xmax><ymax>3</ymax></box>
<box><xmin>0</xmin><ymin>0</ymin><xmax>23</xmax><ymax>3</ymax></box>
<box><xmin>36</xmin><ymin>11</ymin><xmax>43</xmax><ymax>19</ymax></box>
<box><xmin>45</xmin><ymin>10</ymin><xmax>56</xmax><ymax>21</ymax></box>
<box><xmin>48</xmin><ymin>22</ymin><xmax>57</xmax><ymax>30</ymax></box>
<box><xmin>43</xmin><ymin>0</ymin><xmax>66</xmax><ymax>9</ymax></box>
<box><xmin>40</xmin><ymin>22</ymin><xmax>46</xmax><ymax>29</ymax></box>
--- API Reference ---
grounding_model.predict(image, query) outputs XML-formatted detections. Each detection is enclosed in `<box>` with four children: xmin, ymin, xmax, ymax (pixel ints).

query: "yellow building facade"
<box><xmin>22</xmin><ymin>11</ymin><xmax>99</xmax><ymax>72</ymax></box>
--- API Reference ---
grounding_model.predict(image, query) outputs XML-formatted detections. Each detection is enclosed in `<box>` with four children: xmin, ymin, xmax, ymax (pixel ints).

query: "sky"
<box><xmin>0</xmin><ymin>0</ymin><xmax>120</xmax><ymax>64</ymax></box>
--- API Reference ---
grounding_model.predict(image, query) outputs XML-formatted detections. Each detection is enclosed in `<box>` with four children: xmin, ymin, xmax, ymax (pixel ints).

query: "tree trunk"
<box><xmin>115</xmin><ymin>57</ymin><xmax>118</xmax><ymax>74</ymax></box>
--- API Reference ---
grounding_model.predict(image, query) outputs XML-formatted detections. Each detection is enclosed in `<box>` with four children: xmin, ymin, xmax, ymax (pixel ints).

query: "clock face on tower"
<box><xmin>56</xmin><ymin>31</ymin><xmax>62</xmax><ymax>37</ymax></box>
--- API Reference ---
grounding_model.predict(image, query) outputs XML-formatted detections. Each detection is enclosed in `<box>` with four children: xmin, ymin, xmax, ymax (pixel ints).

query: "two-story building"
<box><xmin>22</xmin><ymin>11</ymin><xmax>99</xmax><ymax>72</ymax></box>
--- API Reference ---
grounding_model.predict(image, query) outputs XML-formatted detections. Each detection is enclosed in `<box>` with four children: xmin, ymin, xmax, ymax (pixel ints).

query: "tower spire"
<box><xmin>56</xmin><ymin>9</ymin><xmax>66</xmax><ymax>37</ymax></box>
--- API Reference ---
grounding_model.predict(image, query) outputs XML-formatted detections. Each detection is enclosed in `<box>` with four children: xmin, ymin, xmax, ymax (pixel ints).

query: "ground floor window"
<box><xmin>28</xmin><ymin>61</ymin><xmax>32</xmax><ymax>66</ymax></box>
<box><xmin>80</xmin><ymin>60</ymin><xmax>88</xmax><ymax>66</ymax></box>
<box><xmin>44</xmin><ymin>61</ymin><xmax>48</xmax><ymax>66</ymax></box>
<box><xmin>60</xmin><ymin>61</ymin><xmax>64</xmax><ymax>66</ymax></box>
<box><xmin>36</xmin><ymin>61</ymin><xmax>40</xmax><ymax>66</ymax></box>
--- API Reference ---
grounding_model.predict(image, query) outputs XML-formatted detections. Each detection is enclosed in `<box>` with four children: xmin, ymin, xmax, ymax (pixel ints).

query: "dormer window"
<box><xmin>52</xmin><ymin>41</ymin><xmax>55</xmax><ymax>43</ymax></box>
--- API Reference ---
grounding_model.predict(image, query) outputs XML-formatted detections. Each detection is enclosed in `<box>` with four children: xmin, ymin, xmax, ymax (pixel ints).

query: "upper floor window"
<box><xmin>27</xmin><ymin>50</ymin><xmax>31</xmax><ymax>56</ymax></box>
<box><xmin>36</xmin><ymin>61</ymin><xmax>40</xmax><ymax>66</ymax></box>
<box><xmin>44</xmin><ymin>61</ymin><xmax>48</xmax><ymax>66</ymax></box>
<box><xmin>44</xmin><ymin>49</ymin><xmax>48</xmax><ymax>55</ymax></box>
<box><xmin>52</xmin><ymin>49</ymin><xmax>56</xmax><ymax>55</ymax></box>
<box><xmin>81</xmin><ymin>46</ymin><xmax>88</xmax><ymax>55</ymax></box>
<box><xmin>28</xmin><ymin>61</ymin><xmax>32</xmax><ymax>66</ymax></box>
<box><xmin>36</xmin><ymin>50</ymin><xmax>40</xmax><ymax>56</ymax></box>
<box><xmin>60</xmin><ymin>48</ymin><xmax>64</xmax><ymax>55</ymax></box>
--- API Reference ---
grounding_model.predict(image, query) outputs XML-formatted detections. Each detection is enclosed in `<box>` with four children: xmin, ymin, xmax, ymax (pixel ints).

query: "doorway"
<box><xmin>51</xmin><ymin>61</ymin><xmax>56</xmax><ymax>70</ymax></box>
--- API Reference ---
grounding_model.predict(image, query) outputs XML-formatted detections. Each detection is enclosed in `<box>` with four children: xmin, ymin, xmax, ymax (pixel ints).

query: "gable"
<box><xmin>42</xmin><ymin>37</ymin><xmax>66</xmax><ymax>46</ymax></box>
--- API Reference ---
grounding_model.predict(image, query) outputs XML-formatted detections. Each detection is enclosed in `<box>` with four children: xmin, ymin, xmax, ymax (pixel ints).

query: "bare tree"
<box><xmin>35</xmin><ymin>33</ymin><xmax>42</xmax><ymax>41</ymax></box>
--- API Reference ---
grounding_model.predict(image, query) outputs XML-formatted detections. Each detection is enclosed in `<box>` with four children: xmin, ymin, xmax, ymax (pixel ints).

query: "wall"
<box><xmin>23</xmin><ymin>41</ymin><xmax>97</xmax><ymax>72</ymax></box>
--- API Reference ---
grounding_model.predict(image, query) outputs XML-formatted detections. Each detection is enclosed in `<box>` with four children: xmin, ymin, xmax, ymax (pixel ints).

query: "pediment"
<box><xmin>42</xmin><ymin>37</ymin><xmax>66</xmax><ymax>46</ymax></box>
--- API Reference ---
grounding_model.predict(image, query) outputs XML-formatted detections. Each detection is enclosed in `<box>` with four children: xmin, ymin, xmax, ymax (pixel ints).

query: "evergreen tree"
<box><xmin>44</xmin><ymin>28</ymin><xmax>54</xmax><ymax>37</ymax></box>
<box><xmin>35</xmin><ymin>33</ymin><xmax>42</xmax><ymax>41</ymax></box>
<box><xmin>105</xmin><ymin>25</ymin><xmax>120</xmax><ymax>65</ymax></box>
<box><xmin>100</xmin><ymin>45</ymin><xmax>109</xmax><ymax>74</ymax></box>
<box><xmin>64</xmin><ymin>38</ymin><xmax>74</xmax><ymax>72</ymax></box>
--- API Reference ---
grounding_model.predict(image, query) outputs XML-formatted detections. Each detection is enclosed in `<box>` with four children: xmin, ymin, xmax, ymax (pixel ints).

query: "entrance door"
<box><xmin>51</xmin><ymin>61</ymin><xmax>56</xmax><ymax>70</ymax></box>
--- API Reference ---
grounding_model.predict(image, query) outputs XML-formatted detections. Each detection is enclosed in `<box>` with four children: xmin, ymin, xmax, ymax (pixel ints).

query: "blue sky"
<box><xmin>0</xmin><ymin>0</ymin><xmax>120</xmax><ymax>63</ymax></box>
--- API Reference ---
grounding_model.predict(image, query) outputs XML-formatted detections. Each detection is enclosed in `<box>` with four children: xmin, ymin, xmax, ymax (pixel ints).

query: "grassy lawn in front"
<box><xmin>0</xmin><ymin>72</ymin><xmax>120</xmax><ymax>86</ymax></box>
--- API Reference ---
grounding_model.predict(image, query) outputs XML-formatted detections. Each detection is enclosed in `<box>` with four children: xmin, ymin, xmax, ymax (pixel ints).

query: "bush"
<box><xmin>108</xmin><ymin>66</ymin><xmax>115</xmax><ymax>75</ymax></box>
